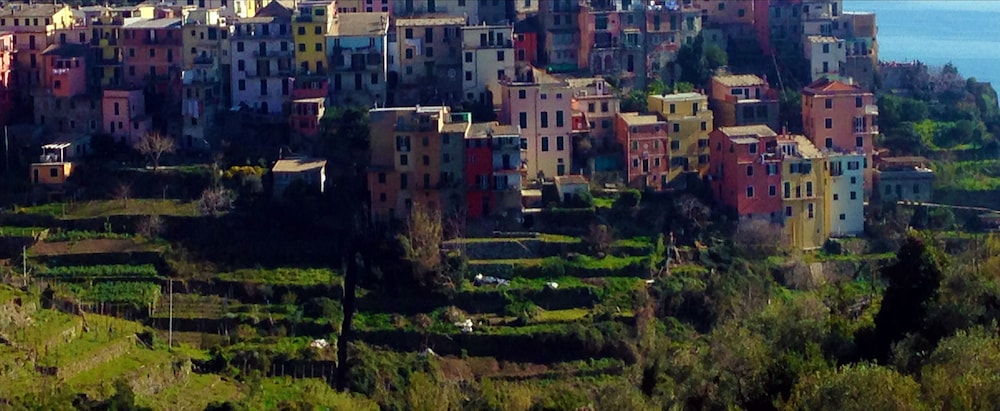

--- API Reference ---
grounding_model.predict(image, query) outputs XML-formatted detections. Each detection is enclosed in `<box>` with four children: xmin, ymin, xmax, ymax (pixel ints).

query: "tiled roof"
<box><xmin>41</xmin><ymin>43</ymin><xmax>89</xmax><ymax>57</ymax></box>
<box><xmin>123</xmin><ymin>18</ymin><xmax>182</xmax><ymax>29</ymax></box>
<box><xmin>255</xmin><ymin>0</ymin><xmax>293</xmax><ymax>18</ymax></box>
<box><xmin>555</xmin><ymin>175</ymin><xmax>588</xmax><ymax>186</ymax></box>
<box><xmin>719</xmin><ymin>125</ymin><xmax>777</xmax><ymax>139</ymax></box>
<box><xmin>714</xmin><ymin>74</ymin><xmax>765</xmax><ymax>87</ymax></box>
<box><xmin>0</xmin><ymin>4</ymin><xmax>66</xmax><ymax>18</ymax></box>
<box><xmin>440</xmin><ymin>122</ymin><xmax>470</xmax><ymax>133</ymax></box>
<box><xmin>619</xmin><ymin>112</ymin><xmax>664</xmax><ymax>127</ymax></box>
<box><xmin>804</xmin><ymin>77</ymin><xmax>864</xmax><ymax>94</ymax></box>
<box><xmin>780</xmin><ymin>135</ymin><xmax>823</xmax><ymax>159</ymax></box>
<box><xmin>806</xmin><ymin>35</ymin><xmax>841</xmax><ymax>43</ymax></box>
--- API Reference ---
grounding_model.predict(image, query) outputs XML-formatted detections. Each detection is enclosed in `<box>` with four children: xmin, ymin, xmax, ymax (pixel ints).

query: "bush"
<box><xmin>614</xmin><ymin>189</ymin><xmax>641</xmax><ymax>209</ymax></box>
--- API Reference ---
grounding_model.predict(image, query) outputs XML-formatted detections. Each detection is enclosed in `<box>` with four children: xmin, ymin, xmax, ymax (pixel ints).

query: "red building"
<box><xmin>465</xmin><ymin>123</ymin><xmax>494</xmax><ymax>219</ymax></box>
<box><xmin>42</xmin><ymin>43</ymin><xmax>88</xmax><ymax>98</ymax></box>
<box><xmin>513</xmin><ymin>25</ymin><xmax>537</xmax><ymax>66</ymax></box>
<box><xmin>616</xmin><ymin>112</ymin><xmax>669</xmax><ymax>191</ymax></box>
<box><xmin>709</xmin><ymin>125</ymin><xmax>784</xmax><ymax>221</ymax></box>
<box><xmin>122</xmin><ymin>18</ymin><xmax>182</xmax><ymax>100</ymax></box>
<box><xmin>289</xmin><ymin>77</ymin><xmax>329</xmax><ymax>139</ymax></box>
<box><xmin>0</xmin><ymin>31</ymin><xmax>13</xmax><ymax>126</ymax></box>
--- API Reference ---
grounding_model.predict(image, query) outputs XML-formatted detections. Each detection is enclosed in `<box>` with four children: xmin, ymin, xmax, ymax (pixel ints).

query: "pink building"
<box><xmin>577</xmin><ymin>0</ymin><xmax>621</xmax><ymax>75</ymax></box>
<box><xmin>708</xmin><ymin>74</ymin><xmax>780</xmax><ymax>131</ymax></box>
<box><xmin>0</xmin><ymin>31</ymin><xmax>13</xmax><ymax>125</ymax></box>
<box><xmin>801</xmin><ymin>77</ymin><xmax>877</xmax><ymax>191</ymax></box>
<box><xmin>42</xmin><ymin>43</ymin><xmax>88</xmax><ymax>98</ymax></box>
<box><xmin>709</xmin><ymin>125</ymin><xmax>784</xmax><ymax>221</ymax></box>
<box><xmin>122</xmin><ymin>18</ymin><xmax>182</xmax><ymax>99</ymax></box>
<box><xmin>616</xmin><ymin>112</ymin><xmax>669</xmax><ymax>191</ymax></box>
<box><xmin>103</xmin><ymin>89</ymin><xmax>151</xmax><ymax>145</ymax></box>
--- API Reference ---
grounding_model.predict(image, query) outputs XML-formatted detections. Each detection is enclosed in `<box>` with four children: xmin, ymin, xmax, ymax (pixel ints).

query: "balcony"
<box><xmin>476</xmin><ymin>39</ymin><xmax>513</xmax><ymax>49</ymax></box>
<box><xmin>253</xmin><ymin>50</ymin><xmax>293</xmax><ymax>58</ymax></box>
<box><xmin>192</xmin><ymin>55</ymin><xmax>214</xmax><ymax>66</ymax></box>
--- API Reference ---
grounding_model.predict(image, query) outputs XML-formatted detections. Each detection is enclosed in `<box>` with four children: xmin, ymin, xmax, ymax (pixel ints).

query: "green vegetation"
<box><xmin>20</xmin><ymin>199</ymin><xmax>198</xmax><ymax>218</ymax></box>
<box><xmin>46</xmin><ymin>230</ymin><xmax>133</xmax><ymax>242</ymax></box>
<box><xmin>0</xmin><ymin>226</ymin><xmax>47</xmax><ymax>237</ymax></box>
<box><xmin>39</xmin><ymin>264</ymin><xmax>159</xmax><ymax>279</ymax></box>
<box><xmin>72</xmin><ymin>282</ymin><xmax>161</xmax><ymax>306</ymax></box>
<box><xmin>932</xmin><ymin>160</ymin><xmax>1000</xmax><ymax>191</ymax></box>
<box><xmin>217</xmin><ymin>267</ymin><xmax>341</xmax><ymax>286</ymax></box>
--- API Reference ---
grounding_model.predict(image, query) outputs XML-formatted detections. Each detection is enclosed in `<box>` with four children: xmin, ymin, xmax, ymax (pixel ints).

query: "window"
<box><xmin>405</xmin><ymin>28</ymin><xmax>413</xmax><ymax>39</ymax></box>
<box><xmin>315</xmin><ymin>43</ymin><xmax>322</xmax><ymax>52</ymax></box>
<box><xmin>541</xmin><ymin>137</ymin><xmax>549</xmax><ymax>151</ymax></box>
<box><xmin>673</xmin><ymin>123</ymin><xmax>680</xmax><ymax>133</ymax></box>
<box><xmin>400</xmin><ymin>154</ymin><xmax>408</xmax><ymax>165</ymax></box>
<box><xmin>850</xmin><ymin>191</ymin><xmax>857</xmax><ymax>200</ymax></box>
<box><xmin>465</xmin><ymin>52</ymin><xmax>473</xmax><ymax>63</ymax></box>
<box><xmin>749</xmin><ymin>144</ymin><xmax>757</xmax><ymax>154</ymax></box>
<box><xmin>701</xmin><ymin>122</ymin><xmax>707</xmax><ymax>131</ymax></box>
<box><xmin>671</xmin><ymin>140</ymin><xmax>680</xmax><ymax>150</ymax></box>
<box><xmin>825</xmin><ymin>118</ymin><xmax>833</xmax><ymax>129</ymax></box>
<box><xmin>540</xmin><ymin>112</ymin><xmax>548</xmax><ymax>128</ymax></box>
<box><xmin>847</xmin><ymin>161</ymin><xmax>860</xmax><ymax>170</ymax></box>
<box><xmin>556</xmin><ymin>136</ymin><xmax>564</xmax><ymax>151</ymax></box>
<box><xmin>786</xmin><ymin>206</ymin><xmax>793</xmax><ymax>217</ymax></box>
<box><xmin>825</xmin><ymin>98</ymin><xmax>832</xmax><ymax>109</ymax></box>
<box><xmin>784</xmin><ymin>181</ymin><xmax>791</xmax><ymax>198</ymax></box>
<box><xmin>50</xmin><ymin>168</ymin><xmax>58</xmax><ymax>178</ymax></box>
<box><xmin>425</xmin><ymin>47</ymin><xmax>433</xmax><ymax>57</ymax></box>
<box><xmin>422</xmin><ymin>155</ymin><xmax>429</xmax><ymax>165</ymax></box>
<box><xmin>746</xmin><ymin>165</ymin><xmax>754</xmax><ymax>176</ymax></box>
<box><xmin>808</xmin><ymin>203</ymin><xmax>814</xmax><ymax>218</ymax></box>
<box><xmin>746</xmin><ymin>186</ymin><xmax>754</xmax><ymax>198</ymax></box>
<box><xmin>669</xmin><ymin>104</ymin><xmax>676</xmax><ymax>114</ymax></box>
<box><xmin>825</xmin><ymin>138</ymin><xmax>833</xmax><ymax>148</ymax></box>
<box><xmin>238</xmin><ymin>60</ymin><xmax>245</xmax><ymax>71</ymax></box>
<box><xmin>632</xmin><ymin>158</ymin><xmax>639</xmax><ymax>168</ymax></box>
<box><xmin>806</xmin><ymin>182</ymin><xmax>813</xmax><ymax>197</ymax></box>
<box><xmin>400</xmin><ymin>173</ymin><xmax>408</xmax><ymax>189</ymax></box>
<box><xmin>378</xmin><ymin>173</ymin><xmax>386</xmax><ymax>183</ymax></box>
<box><xmin>856</xmin><ymin>136</ymin><xmax>863</xmax><ymax>147</ymax></box>
<box><xmin>766</xmin><ymin>163</ymin><xmax>778</xmax><ymax>175</ymax></box>
<box><xmin>299</xmin><ymin>43</ymin><xmax>306</xmax><ymax>52</ymax></box>
<box><xmin>769</xmin><ymin>185</ymin><xmax>777</xmax><ymax>196</ymax></box>
<box><xmin>314</xmin><ymin>26</ymin><xmax>321</xmax><ymax>35</ymax></box>
<box><xmin>855</xmin><ymin>97</ymin><xmax>863</xmax><ymax>107</ymax></box>
<box><xmin>601</xmin><ymin>102</ymin><xmax>608</xmax><ymax>112</ymax></box>
<box><xmin>497</xmin><ymin>50</ymin><xmax>504</xmax><ymax>61</ymax></box>
<box><xmin>465</xmin><ymin>71</ymin><xmax>472</xmax><ymax>81</ymax></box>
<box><xmin>298</xmin><ymin>26</ymin><xmax>305</xmax><ymax>35</ymax></box>
<box><xmin>555</xmin><ymin>111</ymin><xmax>564</xmax><ymax>127</ymax></box>
<box><xmin>405</xmin><ymin>48</ymin><xmax>413</xmax><ymax>59</ymax></box>
<box><xmin>518</xmin><ymin>90</ymin><xmax>526</xmax><ymax>99</ymax></box>
<box><xmin>833</xmin><ymin>193</ymin><xmax>839</xmax><ymax>201</ymax></box>
<box><xmin>238</xmin><ymin>79</ymin><xmax>246</xmax><ymax>90</ymax></box>
<box><xmin>850</xmin><ymin>176</ymin><xmax>857</xmax><ymax>184</ymax></box>
<box><xmin>839</xmin><ymin>214</ymin><xmax>846</xmax><ymax>221</ymax></box>
<box><xmin>519</xmin><ymin>112</ymin><xmax>527</xmax><ymax>128</ymax></box>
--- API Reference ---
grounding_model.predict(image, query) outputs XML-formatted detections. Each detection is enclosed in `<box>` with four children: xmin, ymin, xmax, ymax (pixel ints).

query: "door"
<box><xmin>642</xmin><ymin>159</ymin><xmax>649</xmax><ymax>173</ymax></box>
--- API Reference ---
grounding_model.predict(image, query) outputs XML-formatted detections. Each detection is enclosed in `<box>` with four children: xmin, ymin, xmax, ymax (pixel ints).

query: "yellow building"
<box><xmin>778</xmin><ymin>134</ymin><xmax>830</xmax><ymax>250</ymax></box>
<box><xmin>293</xmin><ymin>0</ymin><xmax>336</xmax><ymax>75</ymax></box>
<box><xmin>0</xmin><ymin>4</ymin><xmax>76</xmax><ymax>90</ymax></box>
<box><xmin>647</xmin><ymin>92</ymin><xmax>714</xmax><ymax>182</ymax></box>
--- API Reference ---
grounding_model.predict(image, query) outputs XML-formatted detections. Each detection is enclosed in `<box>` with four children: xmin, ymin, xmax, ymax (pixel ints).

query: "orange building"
<box><xmin>801</xmin><ymin>77</ymin><xmax>877</xmax><ymax>192</ymax></box>
<box><xmin>709</xmin><ymin>125</ymin><xmax>784</xmax><ymax>222</ymax></box>
<box><xmin>122</xmin><ymin>18</ymin><xmax>183</xmax><ymax>99</ymax></box>
<box><xmin>42</xmin><ymin>43</ymin><xmax>88</xmax><ymax>98</ymax></box>
<box><xmin>616</xmin><ymin>112</ymin><xmax>669</xmax><ymax>191</ymax></box>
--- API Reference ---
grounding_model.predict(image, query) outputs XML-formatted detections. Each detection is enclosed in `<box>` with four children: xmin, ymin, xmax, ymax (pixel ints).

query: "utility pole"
<box><xmin>22</xmin><ymin>245</ymin><xmax>27</xmax><ymax>287</ymax></box>
<box><xmin>168</xmin><ymin>279</ymin><xmax>173</xmax><ymax>347</ymax></box>
<box><xmin>4</xmin><ymin>125</ymin><xmax>9</xmax><ymax>174</ymax></box>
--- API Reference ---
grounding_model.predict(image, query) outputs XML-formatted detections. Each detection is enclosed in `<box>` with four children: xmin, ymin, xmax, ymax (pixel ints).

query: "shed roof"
<box><xmin>273</xmin><ymin>158</ymin><xmax>327</xmax><ymax>173</ymax></box>
<box><xmin>331</xmin><ymin>12</ymin><xmax>388</xmax><ymax>37</ymax></box>
<box><xmin>713</xmin><ymin>74</ymin><xmax>766</xmax><ymax>88</ymax></box>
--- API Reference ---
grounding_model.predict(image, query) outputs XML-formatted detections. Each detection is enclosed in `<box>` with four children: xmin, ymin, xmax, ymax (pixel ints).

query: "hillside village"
<box><xmin>0</xmin><ymin>0</ymin><xmax>1000</xmax><ymax>409</ymax></box>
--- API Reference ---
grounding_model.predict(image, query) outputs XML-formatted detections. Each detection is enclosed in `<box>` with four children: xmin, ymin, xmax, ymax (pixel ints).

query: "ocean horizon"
<box><xmin>846</xmin><ymin>0</ymin><xmax>1000</xmax><ymax>86</ymax></box>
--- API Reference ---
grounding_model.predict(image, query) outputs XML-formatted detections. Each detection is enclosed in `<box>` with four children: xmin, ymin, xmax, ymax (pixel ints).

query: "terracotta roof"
<box><xmin>0</xmin><ymin>4</ymin><xmax>66</xmax><ymax>18</ymax></box>
<box><xmin>714</xmin><ymin>74</ymin><xmax>766</xmax><ymax>88</ymax></box>
<box><xmin>273</xmin><ymin>158</ymin><xmax>326</xmax><ymax>173</ymax></box>
<box><xmin>123</xmin><ymin>18</ymin><xmax>182</xmax><ymax>29</ymax></box>
<box><xmin>718</xmin><ymin>125</ymin><xmax>776</xmax><ymax>139</ymax></box>
<box><xmin>555</xmin><ymin>175</ymin><xmax>588</xmax><ymax>186</ymax></box>
<box><xmin>41</xmin><ymin>43</ymin><xmax>89</xmax><ymax>57</ymax></box>
<box><xmin>440</xmin><ymin>122</ymin><xmax>470</xmax><ymax>133</ymax></box>
<box><xmin>806</xmin><ymin>35</ymin><xmax>840</xmax><ymax>43</ymax></box>
<box><xmin>804</xmin><ymin>77</ymin><xmax>864</xmax><ymax>94</ymax></box>
<box><xmin>331</xmin><ymin>12</ymin><xmax>388</xmax><ymax>36</ymax></box>
<box><xmin>779</xmin><ymin>134</ymin><xmax>823</xmax><ymax>159</ymax></box>
<box><xmin>255</xmin><ymin>0</ymin><xmax>293</xmax><ymax>18</ymax></box>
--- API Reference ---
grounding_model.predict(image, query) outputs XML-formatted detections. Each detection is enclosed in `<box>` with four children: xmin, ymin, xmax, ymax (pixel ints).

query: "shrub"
<box><xmin>614</xmin><ymin>189</ymin><xmax>641</xmax><ymax>209</ymax></box>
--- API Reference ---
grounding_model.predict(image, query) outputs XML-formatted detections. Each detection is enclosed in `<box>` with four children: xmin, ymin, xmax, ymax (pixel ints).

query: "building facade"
<box><xmin>709</xmin><ymin>125</ymin><xmax>783</xmax><ymax>222</ymax></box>
<box><xmin>709</xmin><ymin>73</ymin><xmax>780</xmax><ymax>131</ymax></box>
<box><xmin>499</xmin><ymin>66</ymin><xmax>573</xmax><ymax>179</ymax></box>
<box><xmin>801</xmin><ymin>77</ymin><xmax>877</xmax><ymax>193</ymax></box>
<box><xmin>616</xmin><ymin>112</ymin><xmax>669</xmax><ymax>191</ymax></box>
<box><xmin>328</xmin><ymin>12</ymin><xmax>389</xmax><ymax>107</ymax></box>
<box><xmin>230</xmin><ymin>2</ymin><xmax>295</xmax><ymax>114</ymax></box>
<box><xmin>460</xmin><ymin>24</ymin><xmax>514</xmax><ymax>107</ymax></box>
<box><xmin>647</xmin><ymin>92</ymin><xmax>713</xmax><ymax>182</ymax></box>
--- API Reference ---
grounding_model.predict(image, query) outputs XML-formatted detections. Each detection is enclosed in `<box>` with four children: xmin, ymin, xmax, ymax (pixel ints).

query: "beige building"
<box><xmin>647</xmin><ymin>92</ymin><xmax>714</xmax><ymax>182</ymax></box>
<box><xmin>460</xmin><ymin>24</ymin><xmax>514</xmax><ymax>108</ymax></box>
<box><xmin>328</xmin><ymin>12</ymin><xmax>390</xmax><ymax>107</ymax></box>
<box><xmin>394</xmin><ymin>15</ymin><xmax>466</xmax><ymax>105</ymax></box>
<box><xmin>500</xmin><ymin>66</ymin><xmax>574</xmax><ymax>180</ymax></box>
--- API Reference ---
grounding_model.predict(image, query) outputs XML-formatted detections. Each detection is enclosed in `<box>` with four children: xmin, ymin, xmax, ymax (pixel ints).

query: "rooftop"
<box><xmin>718</xmin><ymin>125</ymin><xmax>777</xmax><ymax>139</ymax></box>
<box><xmin>292</xmin><ymin>97</ymin><xmax>326</xmax><ymax>103</ymax></box>
<box><xmin>41</xmin><ymin>43</ymin><xmax>89</xmax><ymax>58</ymax></box>
<box><xmin>331</xmin><ymin>12</ymin><xmax>389</xmax><ymax>37</ymax></box>
<box><xmin>395</xmin><ymin>15</ymin><xmax>466</xmax><ymax>27</ymax></box>
<box><xmin>555</xmin><ymin>175</ymin><xmax>588</xmax><ymax>186</ymax></box>
<box><xmin>255</xmin><ymin>0</ymin><xmax>293</xmax><ymax>18</ymax></box>
<box><xmin>803</xmin><ymin>77</ymin><xmax>867</xmax><ymax>95</ymax></box>
<box><xmin>779</xmin><ymin>134</ymin><xmax>823</xmax><ymax>159</ymax></box>
<box><xmin>713</xmin><ymin>74</ymin><xmax>766</xmax><ymax>88</ymax></box>
<box><xmin>467</xmin><ymin>122</ymin><xmax>520</xmax><ymax>138</ymax></box>
<box><xmin>0</xmin><ymin>3</ymin><xmax>66</xmax><ymax>18</ymax></box>
<box><xmin>273</xmin><ymin>158</ymin><xmax>327</xmax><ymax>173</ymax></box>
<box><xmin>123</xmin><ymin>17</ymin><xmax>182</xmax><ymax>29</ymax></box>
<box><xmin>440</xmin><ymin>122</ymin><xmax>470</xmax><ymax>133</ymax></box>
<box><xmin>648</xmin><ymin>92</ymin><xmax>706</xmax><ymax>102</ymax></box>
<box><xmin>806</xmin><ymin>35</ymin><xmax>841</xmax><ymax>43</ymax></box>
<box><xmin>619</xmin><ymin>112</ymin><xmax>664</xmax><ymax>127</ymax></box>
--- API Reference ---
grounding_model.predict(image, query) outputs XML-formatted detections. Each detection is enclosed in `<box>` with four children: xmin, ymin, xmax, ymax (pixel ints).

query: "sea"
<box><xmin>845</xmin><ymin>0</ymin><xmax>1000</xmax><ymax>86</ymax></box>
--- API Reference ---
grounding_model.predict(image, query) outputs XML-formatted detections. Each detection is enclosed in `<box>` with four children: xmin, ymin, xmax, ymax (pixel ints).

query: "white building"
<box><xmin>827</xmin><ymin>151</ymin><xmax>865</xmax><ymax>237</ymax></box>
<box><xmin>394</xmin><ymin>0</ymin><xmax>481</xmax><ymax>24</ymax></box>
<box><xmin>803</xmin><ymin>35</ymin><xmax>846</xmax><ymax>82</ymax></box>
<box><xmin>229</xmin><ymin>1</ymin><xmax>294</xmax><ymax>114</ymax></box>
<box><xmin>328</xmin><ymin>12</ymin><xmax>390</xmax><ymax>107</ymax></box>
<box><xmin>461</xmin><ymin>24</ymin><xmax>514</xmax><ymax>107</ymax></box>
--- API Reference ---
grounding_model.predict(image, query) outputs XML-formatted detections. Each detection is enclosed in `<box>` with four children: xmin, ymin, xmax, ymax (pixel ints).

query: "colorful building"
<box><xmin>499</xmin><ymin>66</ymin><xmax>574</xmax><ymax>179</ymax></box>
<box><xmin>102</xmin><ymin>88</ymin><xmax>152</xmax><ymax>145</ymax></box>
<box><xmin>42</xmin><ymin>44</ymin><xmax>90</xmax><ymax>98</ymax></box>
<box><xmin>394</xmin><ymin>0</ymin><xmax>481</xmax><ymax>24</ymax></box>
<box><xmin>801</xmin><ymin>77</ymin><xmax>877</xmax><ymax>192</ymax></box>
<box><xmin>0</xmin><ymin>3</ymin><xmax>76</xmax><ymax>93</ymax></box>
<box><xmin>272</xmin><ymin>157</ymin><xmax>327</xmax><ymax>198</ymax></box>
<box><xmin>709</xmin><ymin>125</ymin><xmax>783</xmax><ymax>222</ymax></box>
<box><xmin>367</xmin><ymin>106</ymin><xmax>471</xmax><ymax>223</ymax></box>
<box><xmin>577</xmin><ymin>0</ymin><xmax>621</xmax><ymax>75</ymax></box>
<box><xmin>803</xmin><ymin>35</ymin><xmax>845</xmax><ymax>82</ymax></box>
<box><xmin>181</xmin><ymin>9</ymin><xmax>227</xmax><ymax>150</ymax></box>
<box><xmin>393</xmin><ymin>15</ymin><xmax>466</xmax><ymax>105</ymax></box>
<box><xmin>122</xmin><ymin>18</ymin><xmax>183</xmax><ymax>103</ymax></box>
<box><xmin>465</xmin><ymin>122</ymin><xmax>524</xmax><ymax>219</ymax></box>
<box><xmin>460</xmin><ymin>24</ymin><xmax>514</xmax><ymax>108</ymax></box>
<box><xmin>826</xmin><ymin>150</ymin><xmax>865</xmax><ymax>237</ymax></box>
<box><xmin>513</xmin><ymin>22</ymin><xmax>538</xmax><ymax>66</ymax></box>
<box><xmin>328</xmin><ymin>12</ymin><xmax>390</xmax><ymax>107</ymax></box>
<box><xmin>647</xmin><ymin>92</ymin><xmax>713</xmax><ymax>182</ymax></box>
<box><xmin>229</xmin><ymin>1</ymin><xmax>294</xmax><ymax>114</ymax></box>
<box><xmin>0</xmin><ymin>31</ymin><xmax>13</xmax><ymax>125</ymax></box>
<box><xmin>616</xmin><ymin>112</ymin><xmax>669</xmax><ymax>191</ymax></box>
<box><xmin>336</xmin><ymin>0</ymin><xmax>393</xmax><ymax>13</ymax></box>
<box><xmin>777</xmin><ymin>133</ymin><xmax>828</xmax><ymax>250</ymax></box>
<box><xmin>293</xmin><ymin>0</ymin><xmax>336</xmax><ymax>75</ymax></box>
<box><xmin>538</xmin><ymin>0</ymin><xmax>580</xmax><ymax>68</ymax></box>
<box><xmin>874</xmin><ymin>156</ymin><xmax>934</xmax><ymax>204</ymax></box>
<box><xmin>567</xmin><ymin>77</ymin><xmax>619</xmax><ymax>147</ymax></box>
<box><xmin>708</xmin><ymin>73</ymin><xmax>780</xmax><ymax>131</ymax></box>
